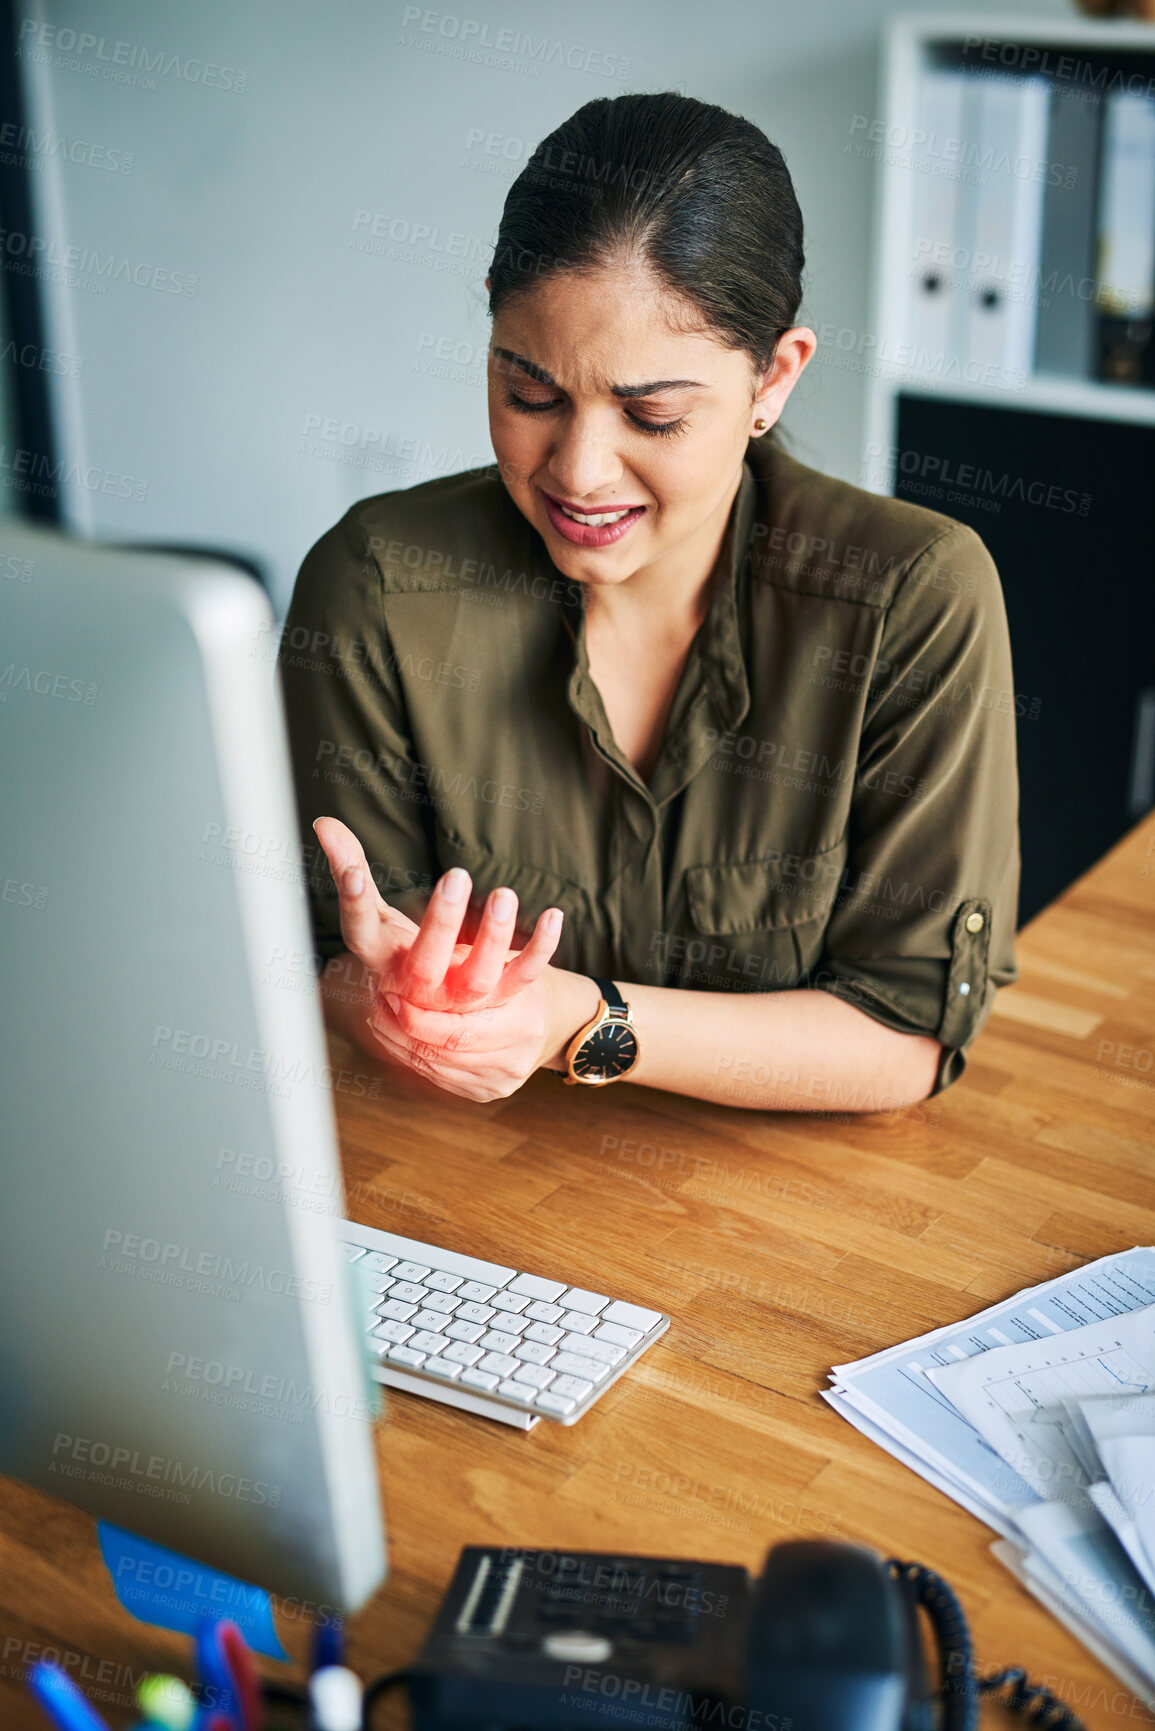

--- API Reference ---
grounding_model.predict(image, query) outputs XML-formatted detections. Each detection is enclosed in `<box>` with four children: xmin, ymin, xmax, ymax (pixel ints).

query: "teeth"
<box><xmin>559</xmin><ymin>504</ymin><xmax>635</xmax><ymax>527</ymax></box>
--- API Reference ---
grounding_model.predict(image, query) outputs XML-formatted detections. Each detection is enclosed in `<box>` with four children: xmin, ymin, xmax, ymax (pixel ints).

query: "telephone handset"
<box><xmin>390</xmin><ymin>1540</ymin><xmax>1086</xmax><ymax>1731</ymax></box>
<box><xmin>745</xmin><ymin>1541</ymin><xmax>933</xmax><ymax>1729</ymax></box>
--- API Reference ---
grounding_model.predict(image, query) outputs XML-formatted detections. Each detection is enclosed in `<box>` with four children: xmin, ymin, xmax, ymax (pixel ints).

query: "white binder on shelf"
<box><xmin>1095</xmin><ymin>90</ymin><xmax>1155</xmax><ymax>317</ymax></box>
<box><xmin>959</xmin><ymin>73</ymin><xmax>1051</xmax><ymax>378</ymax></box>
<box><xmin>906</xmin><ymin>69</ymin><xmax>969</xmax><ymax>375</ymax></box>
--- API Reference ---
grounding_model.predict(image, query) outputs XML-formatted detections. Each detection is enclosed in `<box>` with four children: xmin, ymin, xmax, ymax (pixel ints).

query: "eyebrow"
<box><xmin>493</xmin><ymin>347</ymin><xmax>706</xmax><ymax>398</ymax></box>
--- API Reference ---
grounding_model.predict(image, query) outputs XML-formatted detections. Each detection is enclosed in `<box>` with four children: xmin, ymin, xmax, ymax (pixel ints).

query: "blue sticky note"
<box><xmin>96</xmin><ymin>1522</ymin><xmax>289</xmax><ymax>1659</ymax></box>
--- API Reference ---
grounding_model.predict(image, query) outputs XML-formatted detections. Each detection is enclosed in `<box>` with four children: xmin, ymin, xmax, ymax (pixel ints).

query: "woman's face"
<box><xmin>487</xmin><ymin>260</ymin><xmax>812</xmax><ymax>594</ymax></box>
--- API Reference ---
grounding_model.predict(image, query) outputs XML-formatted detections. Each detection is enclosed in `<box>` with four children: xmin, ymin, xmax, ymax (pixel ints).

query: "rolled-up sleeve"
<box><xmin>278</xmin><ymin>507</ymin><xmax>438</xmax><ymax>969</ymax></box>
<box><xmin>811</xmin><ymin>520</ymin><xmax>1021</xmax><ymax>1093</ymax></box>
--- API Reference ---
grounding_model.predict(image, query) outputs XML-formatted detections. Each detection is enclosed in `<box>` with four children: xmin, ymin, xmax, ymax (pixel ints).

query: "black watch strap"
<box><xmin>592</xmin><ymin>976</ymin><xmax>626</xmax><ymax>1012</ymax></box>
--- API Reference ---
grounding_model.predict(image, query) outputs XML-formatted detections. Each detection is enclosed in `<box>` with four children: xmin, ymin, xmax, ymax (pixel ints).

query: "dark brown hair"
<box><xmin>488</xmin><ymin>91</ymin><xmax>805</xmax><ymax>377</ymax></box>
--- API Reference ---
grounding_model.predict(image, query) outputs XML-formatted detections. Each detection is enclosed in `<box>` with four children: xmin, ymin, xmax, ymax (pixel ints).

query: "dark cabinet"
<box><xmin>894</xmin><ymin>393</ymin><xmax>1155</xmax><ymax>924</ymax></box>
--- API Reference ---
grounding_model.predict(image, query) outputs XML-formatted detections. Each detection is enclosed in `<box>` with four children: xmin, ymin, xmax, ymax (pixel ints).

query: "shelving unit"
<box><xmin>860</xmin><ymin>14</ymin><xmax>1155</xmax><ymax>925</ymax></box>
<box><xmin>865</xmin><ymin>12</ymin><xmax>1155</xmax><ymax>477</ymax></box>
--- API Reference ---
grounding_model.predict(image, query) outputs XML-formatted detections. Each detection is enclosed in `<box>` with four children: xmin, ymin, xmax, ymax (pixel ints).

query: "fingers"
<box><xmin>367</xmin><ymin>1019</ymin><xmax>485</xmax><ymax>1097</ymax></box>
<box><xmin>491</xmin><ymin>906</ymin><xmax>564</xmax><ymax>1001</ymax></box>
<box><xmin>446</xmin><ymin>886</ymin><xmax>521</xmax><ymax>1006</ymax></box>
<box><xmin>312</xmin><ymin>816</ymin><xmax>418</xmax><ymax>971</ymax></box>
<box><xmin>367</xmin><ymin>1005</ymin><xmax>512</xmax><ymax>1101</ymax></box>
<box><xmin>313</xmin><ymin>814</ymin><xmax>375</xmax><ymax>887</ymax></box>
<box><xmin>393</xmin><ymin>866</ymin><xmax>472</xmax><ymax>1005</ymax></box>
<box><xmin>369</xmin><ymin>994</ymin><xmax>505</xmax><ymax>1056</ymax></box>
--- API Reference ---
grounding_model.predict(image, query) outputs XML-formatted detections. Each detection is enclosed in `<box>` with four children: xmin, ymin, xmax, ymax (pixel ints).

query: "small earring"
<box><xmin>754</xmin><ymin>418</ymin><xmax>768</xmax><ymax>432</ymax></box>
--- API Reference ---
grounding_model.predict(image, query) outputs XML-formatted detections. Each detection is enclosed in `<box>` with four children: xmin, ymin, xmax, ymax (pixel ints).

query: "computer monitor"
<box><xmin>0</xmin><ymin>522</ymin><xmax>386</xmax><ymax>1610</ymax></box>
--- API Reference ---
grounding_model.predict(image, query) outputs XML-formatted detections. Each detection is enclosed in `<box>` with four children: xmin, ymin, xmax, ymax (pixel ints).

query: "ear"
<box><xmin>750</xmin><ymin>327</ymin><xmax>818</xmax><ymax>433</ymax></box>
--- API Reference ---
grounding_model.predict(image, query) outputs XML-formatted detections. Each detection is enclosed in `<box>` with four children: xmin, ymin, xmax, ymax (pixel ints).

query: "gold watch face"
<box><xmin>572</xmin><ymin>1019</ymin><xmax>639</xmax><ymax>1082</ymax></box>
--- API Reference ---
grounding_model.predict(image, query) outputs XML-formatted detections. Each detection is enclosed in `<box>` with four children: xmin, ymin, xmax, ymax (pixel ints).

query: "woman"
<box><xmin>279</xmin><ymin>92</ymin><xmax>1019</xmax><ymax>1110</ymax></box>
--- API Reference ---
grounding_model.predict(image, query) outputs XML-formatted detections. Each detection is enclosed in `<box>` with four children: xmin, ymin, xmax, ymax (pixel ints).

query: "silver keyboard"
<box><xmin>341</xmin><ymin>1219</ymin><xmax>669</xmax><ymax>1430</ymax></box>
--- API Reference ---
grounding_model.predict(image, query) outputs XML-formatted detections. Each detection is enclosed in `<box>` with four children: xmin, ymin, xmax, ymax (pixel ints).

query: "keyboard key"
<box><xmin>489</xmin><ymin>1311</ymin><xmax>528</xmax><ymax>1335</ymax></box>
<box><xmin>392</xmin><ymin>1261</ymin><xmax>432</xmax><ymax>1283</ymax></box>
<box><xmin>573</xmin><ymin>1335</ymin><xmax>625</xmax><ymax>1365</ymax></box>
<box><xmin>559</xmin><ymin>1288</ymin><xmax>609</xmax><ymax>1315</ymax></box>
<box><xmin>337</xmin><ymin>1226</ymin><xmax>515</xmax><ymax>1287</ymax></box>
<box><xmin>371</xmin><ymin>1320</ymin><xmax>414</xmax><ymax>1346</ymax></box>
<box><xmin>559</xmin><ymin>1310</ymin><xmax>597</xmax><ymax>1335</ymax></box>
<box><xmin>508</xmin><ymin>1273</ymin><xmax>568</xmax><ymax>1302</ymax></box>
<box><xmin>456</xmin><ymin>1301</ymin><xmax>496</xmax><ymax>1326</ymax></box>
<box><xmin>390</xmin><ymin>1281</ymin><xmax>429</xmax><ymax>1304</ymax></box>
<box><xmin>523</xmin><ymin>1322</ymin><xmax>564</xmax><ymax>1347</ymax></box>
<box><xmin>602</xmin><ymin>1300</ymin><xmax>663</xmax><ymax>1332</ymax></box>
<box><xmin>443</xmin><ymin>1342</ymin><xmax>485</xmax><ymax>1366</ymax></box>
<box><xmin>364</xmin><ymin>1251</ymin><xmax>399</xmax><ymax>1274</ymax></box>
<box><xmin>420</xmin><ymin>1291</ymin><xmax>459</xmax><ymax>1315</ymax></box>
<box><xmin>595</xmin><ymin>1321</ymin><xmax>643</xmax><ymax>1349</ymax></box>
<box><xmin>424</xmin><ymin>1270</ymin><xmax>462</xmax><ymax>1294</ymax></box>
<box><xmin>551</xmin><ymin>1352</ymin><xmax>611</xmax><ymax>1383</ymax></box>
<box><xmin>561</xmin><ymin>1330</ymin><xmax>611</xmax><ymax>1357</ymax></box>
<box><xmin>496</xmin><ymin>1379</ymin><xmax>537</xmax><ymax>1405</ymax></box>
<box><xmin>491</xmin><ymin>1291</ymin><xmax>530</xmax><ymax>1315</ymax></box>
<box><xmin>366</xmin><ymin>1271</ymin><xmax>398</xmax><ymax>1293</ymax></box>
<box><xmin>408</xmin><ymin>1330</ymin><xmax>451</xmax><ymax>1355</ymax></box>
<box><xmin>550</xmin><ymin>1374</ymin><xmax>594</xmax><ymax>1401</ymax></box>
<box><xmin>536</xmin><ymin>1391</ymin><xmax>577</xmax><ymax>1416</ymax></box>
<box><xmin>444</xmin><ymin>1319</ymin><xmax>485</xmax><ymax>1345</ymax></box>
<box><xmin>376</xmin><ymin>1299</ymin><xmax>418</xmax><ymax>1322</ymax></box>
<box><xmin>341</xmin><ymin>1243</ymin><xmax>366</xmax><ymax>1263</ymax></box>
<box><xmin>414</xmin><ymin>1308</ymin><xmax>457</xmax><ymax>1333</ymax></box>
<box><xmin>477</xmin><ymin>1352</ymin><xmax>519</xmax><ymax>1377</ymax></box>
<box><xmin>457</xmin><ymin>1280</ymin><xmax>497</xmax><ymax>1303</ymax></box>
<box><xmin>387</xmin><ymin>1345</ymin><xmax>427</xmax><ymax>1368</ymax></box>
<box><xmin>513</xmin><ymin>1340</ymin><xmax>555</xmax><ymax>1367</ymax></box>
<box><xmin>460</xmin><ymin>1368</ymin><xmax>501</xmax><ymax>1391</ymax></box>
<box><xmin>424</xmin><ymin>1356</ymin><xmax>463</xmax><ymax>1380</ymax></box>
<box><xmin>511</xmin><ymin>1363</ymin><xmax>555</xmax><ymax>1389</ymax></box>
<box><xmin>479</xmin><ymin>1330</ymin><xmax>521</xmax><ymax>1355</ymax></box>
<box><xmin>525</xmin><ymin>1301</ymin><xmax>565</xmax><ymax>1324</ymax></box>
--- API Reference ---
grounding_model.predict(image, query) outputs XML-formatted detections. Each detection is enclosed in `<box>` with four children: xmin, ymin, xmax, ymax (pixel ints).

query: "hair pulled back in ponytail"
<box><xmin>488</xmin><ymin>92</ymin><xmax>805</xmax><ymax>378</ymax></box>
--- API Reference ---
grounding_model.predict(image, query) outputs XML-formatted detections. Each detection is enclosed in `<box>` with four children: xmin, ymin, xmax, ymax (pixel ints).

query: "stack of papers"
<box><xmin>825</xmin><ymin>1248</ymin><xmax>1155</xmax><ymax>1705</ymax></box>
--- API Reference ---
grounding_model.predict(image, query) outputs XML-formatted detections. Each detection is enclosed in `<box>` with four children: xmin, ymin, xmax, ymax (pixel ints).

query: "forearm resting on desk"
<box><xmin>319</xmin><ymin>947</ymin><xmax>941</xmax><ymax>1113</ymax></box>
<box><xmin>540</xmin><ymin>967</ymin><xmax>941</xmax><ymax>1111</ymax></box>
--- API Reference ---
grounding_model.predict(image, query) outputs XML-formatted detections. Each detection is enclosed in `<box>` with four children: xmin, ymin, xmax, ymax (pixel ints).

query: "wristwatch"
<box><xmin>563</xmin><ymin>977</ymin><xmax>640</xmax><ymax>1086</ymax></box>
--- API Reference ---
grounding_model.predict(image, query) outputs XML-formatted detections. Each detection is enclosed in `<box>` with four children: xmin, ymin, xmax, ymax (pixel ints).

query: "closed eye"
<box><xmin>503</xmin><ymin>389</ymin><xmax>688</xmax><ymax>439</ymax></box>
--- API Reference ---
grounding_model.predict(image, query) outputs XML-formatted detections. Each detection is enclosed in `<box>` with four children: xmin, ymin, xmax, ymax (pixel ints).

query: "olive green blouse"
<box><xmin>279</xmin><ymin>436</ymin><xmax>1020</xmax><ymax>1096</ymax></box>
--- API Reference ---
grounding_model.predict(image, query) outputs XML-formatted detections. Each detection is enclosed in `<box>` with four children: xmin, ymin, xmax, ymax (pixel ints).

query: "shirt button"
<box><xmin>964</xmin><ymin>911</ymin><xmax>985</xmax><ymax>933</ymax></box>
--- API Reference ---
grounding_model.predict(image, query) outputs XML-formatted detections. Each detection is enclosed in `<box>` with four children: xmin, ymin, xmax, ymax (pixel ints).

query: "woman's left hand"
<box><xmin>375</xmin><ymin>966</ymin><xmax>565</xmax><ymax>1101</ymax></box>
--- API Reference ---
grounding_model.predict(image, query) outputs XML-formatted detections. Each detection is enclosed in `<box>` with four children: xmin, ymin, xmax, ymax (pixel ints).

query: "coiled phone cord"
<box><xmin>890</xmin><ymin>1560</ymin><xmax>1088</xmax><ymax>1730</ymax></box>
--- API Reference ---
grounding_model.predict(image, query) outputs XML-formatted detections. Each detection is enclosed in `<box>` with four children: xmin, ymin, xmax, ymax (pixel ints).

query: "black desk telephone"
<box><xmin>378</xmin><ymin>1541</ymin><xmax>1086</xmax><ymax>1731</ymax></box>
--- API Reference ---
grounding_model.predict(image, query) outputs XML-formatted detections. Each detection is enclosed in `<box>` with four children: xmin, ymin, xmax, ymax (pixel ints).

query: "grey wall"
<box><xmin>3</xmin><ymin>0</ymin><xmax>1075</xmax><ymax>604</ymax></box>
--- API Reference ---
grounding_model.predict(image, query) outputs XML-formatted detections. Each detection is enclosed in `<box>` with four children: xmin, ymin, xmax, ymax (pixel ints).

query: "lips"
<box><xmin>540</xmin><ymin>489</ymin><xmax>647</xmax><ymax>548</ymax></box>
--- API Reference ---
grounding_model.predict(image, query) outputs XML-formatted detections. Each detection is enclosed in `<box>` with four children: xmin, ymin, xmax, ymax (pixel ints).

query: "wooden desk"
<box><xmin>2</xmin><ymin>815</ymin><xmax>1154</xmax><ymax>1730</ymax></box>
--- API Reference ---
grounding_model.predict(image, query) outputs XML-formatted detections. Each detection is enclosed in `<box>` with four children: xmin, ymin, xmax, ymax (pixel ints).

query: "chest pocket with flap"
<box><xmin>684</xmin><ymin>834</ymin><xmax>848</xmax><ymax>936</ymax></box>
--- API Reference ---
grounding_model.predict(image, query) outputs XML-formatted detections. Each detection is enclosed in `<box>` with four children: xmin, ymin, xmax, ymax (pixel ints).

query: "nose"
<box><xmin>544</xmin><ymin>410</ymin><xmax>627</xmax><ymax>503</ymax></box>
